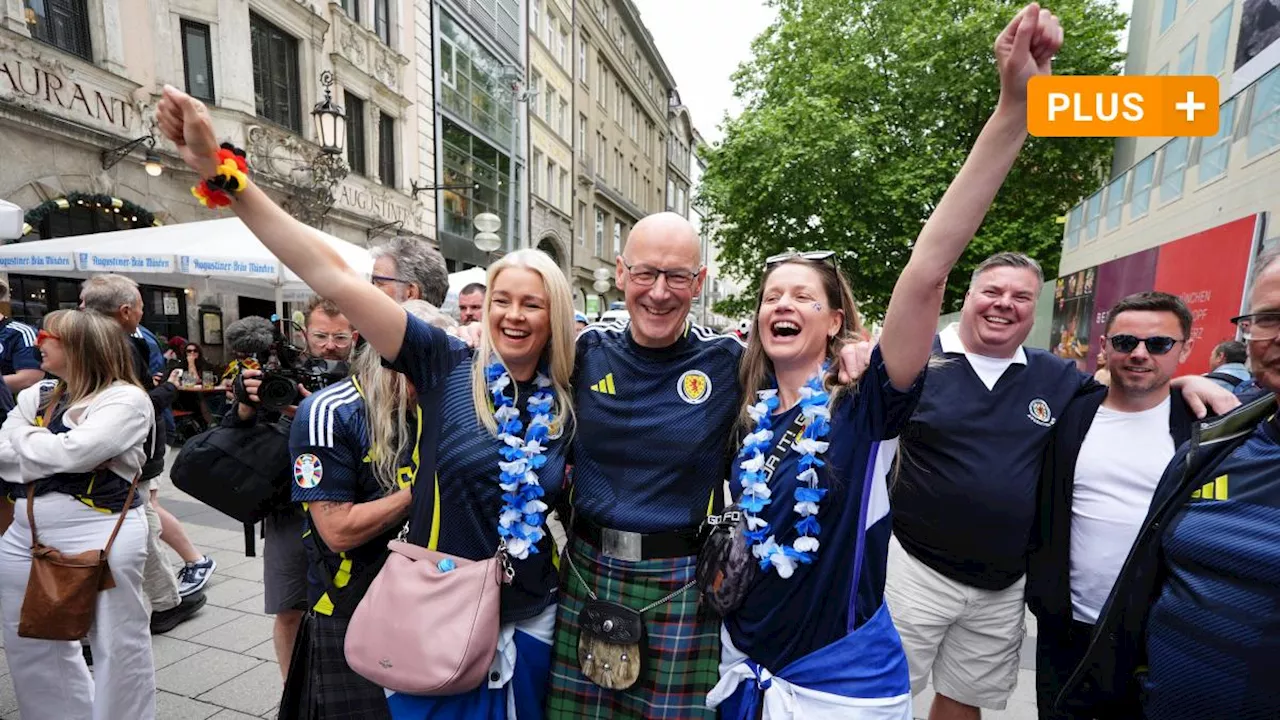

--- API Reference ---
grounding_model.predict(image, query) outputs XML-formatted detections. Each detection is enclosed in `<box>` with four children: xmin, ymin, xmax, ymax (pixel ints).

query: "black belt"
<box><xmin>572</xmin><ymin>517</ymin><xmax>702</xmax><ymax>561</ymax></box>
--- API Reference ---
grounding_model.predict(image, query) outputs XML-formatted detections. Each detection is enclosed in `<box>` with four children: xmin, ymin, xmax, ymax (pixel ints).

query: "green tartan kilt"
<box><xmin>547</xmin><ymin>535</ymin><xmax>720</xmax><ymax>719</ymax></box>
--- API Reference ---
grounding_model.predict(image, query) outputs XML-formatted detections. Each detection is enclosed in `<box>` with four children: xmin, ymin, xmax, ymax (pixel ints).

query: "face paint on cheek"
<box><xmin>812</xmin><ymin>303</ymin><xmax>823</xmax><ymax>312</ymax></box>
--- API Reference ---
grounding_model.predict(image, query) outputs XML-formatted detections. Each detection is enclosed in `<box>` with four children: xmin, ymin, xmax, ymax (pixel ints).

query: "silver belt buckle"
<box><xmin>600</xmin><ymin>527</ymin><xmax>643</xmax><ymax>562</ymax></box>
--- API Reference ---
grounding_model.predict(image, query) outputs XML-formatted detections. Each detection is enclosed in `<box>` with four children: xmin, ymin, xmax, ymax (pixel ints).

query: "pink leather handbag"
<box><xmin>344</xmin><ymin>540</ymin><xmax>512</xmax><ymax>695</ymax></box>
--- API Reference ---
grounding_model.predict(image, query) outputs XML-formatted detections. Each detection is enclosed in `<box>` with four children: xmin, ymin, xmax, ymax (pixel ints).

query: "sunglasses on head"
<box><xmin>1108</xmin><ymin>334</ymin><xmax>1181</xmax><ymax>355</ymax></box>
<box><xmin>765</xmin><ymin>250</ymin><xmax>837</xmax><ymax>267</ymax></box>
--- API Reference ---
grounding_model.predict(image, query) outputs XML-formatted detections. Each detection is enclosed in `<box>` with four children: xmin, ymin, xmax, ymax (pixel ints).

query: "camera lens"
<box><xmin>258</xmin><ymin>373</ymin><xmax>299</xmax><ymax>411</ymax></box>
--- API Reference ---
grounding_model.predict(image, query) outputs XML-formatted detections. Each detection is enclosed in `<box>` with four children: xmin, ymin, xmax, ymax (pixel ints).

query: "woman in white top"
<box><xmin>0</xmin><ymin>308</ymin><xmax>156</xmax><ymax>720</ymax></box>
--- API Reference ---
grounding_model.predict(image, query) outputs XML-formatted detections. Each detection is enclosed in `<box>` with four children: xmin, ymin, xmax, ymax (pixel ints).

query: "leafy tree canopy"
<box><xmin>699</xmin><ymin>0</ymin><xmax>1127</xmax><ymax>321</ymax></box>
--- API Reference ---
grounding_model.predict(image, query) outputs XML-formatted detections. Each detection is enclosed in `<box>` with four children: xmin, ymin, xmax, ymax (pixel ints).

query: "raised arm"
<box><xmin>155</xmin><ymin>85</ymin><xmax>408</xmax><ymax>361</ymax></box>
<box><xmin>879</xmin><ymin>3</ymin><xmax>1062</xmax><ymax>389</ymax></box>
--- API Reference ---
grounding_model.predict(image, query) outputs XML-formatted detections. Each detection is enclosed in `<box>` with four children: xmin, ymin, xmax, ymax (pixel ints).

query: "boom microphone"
<box><xmin>225</xmin><ymin>316</ymin><xmax>277</xmax><ymax>357</ymax></box>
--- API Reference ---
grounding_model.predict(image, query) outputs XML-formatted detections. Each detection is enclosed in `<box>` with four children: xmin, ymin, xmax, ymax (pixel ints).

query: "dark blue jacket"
<box><xmin>1026</xmin><ymin>387</ymin><xmax>1197</xmax><ymax>631</ymax></box>
<box><xmin>1056</xmin><ymin>392</ymin><xmax>1278</xmax><ymax>717</ymax></box>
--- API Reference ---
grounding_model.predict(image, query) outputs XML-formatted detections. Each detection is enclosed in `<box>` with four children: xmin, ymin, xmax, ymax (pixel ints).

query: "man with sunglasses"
<box><xmin>1027</xmin><ymin>292</ymin><xmax>1199</xmax><ymax>719</ymax></box>
<box><xmin>1059</xmin><ymin>250</ymin><xmax>1280</xmax><ymax>719</ymax></box>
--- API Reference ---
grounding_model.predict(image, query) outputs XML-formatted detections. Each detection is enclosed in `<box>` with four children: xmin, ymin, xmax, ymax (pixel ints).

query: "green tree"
<box><xmin>699</xmin><ymin>0</ymin><xmax>1126</xmax><ymax>321</ymax></box>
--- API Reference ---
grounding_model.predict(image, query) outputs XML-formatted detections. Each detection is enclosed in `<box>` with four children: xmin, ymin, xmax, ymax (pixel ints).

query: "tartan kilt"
<box><xmin>279</xmin><ymin>612</ymin><xmax>392</xmax><ymax>720</ymax></box>
<box><xmin>547</xmin><ymin>535</ymin><xmax>719</xmax><ymax>719</ymax></box>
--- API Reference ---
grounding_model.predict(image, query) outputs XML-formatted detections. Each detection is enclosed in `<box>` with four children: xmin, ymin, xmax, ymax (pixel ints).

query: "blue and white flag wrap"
<box><xmin>707</xmin><ymin>602</ymin><xmax>913</xmax><ymax>719</ymax></box>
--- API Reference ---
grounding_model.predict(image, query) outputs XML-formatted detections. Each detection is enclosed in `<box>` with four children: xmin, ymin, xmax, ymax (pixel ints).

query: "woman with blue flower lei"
<box><xmin>153</xmin><ymin>79</ymin><xmax>579</xmax><ymax>717</ymax></box>
<box><xmin>706</xmin><ymin>5</ymin><xmax>1065</xmax><ymax>718</ymax></box>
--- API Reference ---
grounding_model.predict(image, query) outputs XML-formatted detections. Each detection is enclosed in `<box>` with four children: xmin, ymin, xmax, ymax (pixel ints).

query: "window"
<box><xmin>547</xmin><ymin>161</ymin><xmax>556</xmax><ymax>206</ymax></box>
<box><xmin>1199</xmin><ymin>100</ymin><xmax>1236</xmax><ymax>183</ymax></box>
<box><xmin>629</xmin><ymin>102</ymin><xmax>637</xmax><ymax>140</ymax></box>
<box><xmin>439</xmin><ymin>14</ymin><xmax>518</xmax><ymax>148</ymax></box>
<box><xmin>666</xmin><ymin>179</ymin><xmax>675</xmax><ymax>209</ymax></box>
<box><xmin>440</xmin><ymin>118</ymin><xmax>519</xmax><ymax>245</ymax></box>
<box><xmin>1247</xmin><ymin>66</ymin><xmax>1280</xmax><ymax>158</ymax></box>
<box><xmin>579</xmin><ymin>42</ymin><xmax>588</xmax><ymax>83</ymax></box>
<box><xmin>24</xmin><ymin>0</ymin><xmax>91</xmax><ymax>60</ymax></box>
<box><xmin>677</xmin><ymin>186</ymin><xmax>686</xmax><ymax>215</ymax></box>
<box><xmin>1130</xmin><ymin>156</ymin><xmax>1155</xmax><ymax>219</ymax></box>
<box><xmin>595</xmin><ymin>208</ymin><xmax>605</xmax><ymax>256</ymax></box>
<box><xmin>340</xmin><ymin>0</ymin><xmax>360</xmax><ymax>22</ymax></box>
<box><xmin>631</xmin><ymin>166</ymin><xmax>638</xmax><ymax>202</ymax></box>
<box><xmin>647</xmin><ymin>73</ymin><xmax>654</xmax><ymax>95</ymax></box>
<box><xmin>1177</xmin><ymin>36</ymin><xmax>1197</xmax><ymax>75</ymax></box>
<box><xmin>600</xmin><ymin>1</ymin><xmax>609</xmax><ymax>28</ymax></box>
<box><xmin>1064</xmin><ymin>203</ymin><xmax>1083</xmax><ymax>250</ymax></box>
<box><xmin>545</xmin><ymin>87</ymin><xmax>555</xmax><ymax>126</ymax></box>
<box><xmin>375</xmin><ymin>0</ymin><xmax>391</xmax><ymax>45</ymax></box>
<box><xmin>559</xmin><ymin>98</ymin><xmax>569</xmax><ymax>138</ymax></box>
<box><xmin>345</xmin><ymin>92</ymin><xmax>367</xmax><ymax>175</ymax></box>
<box><xmin>597</xmin><ymin>62</ymin><xmax>607</xmax><ymax>105</ymax></box>
<box><xmin>532</xmin><ymin>150</ymin><xmax>543</xmax><ymax>196</ymax></box>
<box><xmin>531</xmin><ymin>0</ymin><xmax>540</xmax><ymax>36</ymax></box>
<box><xmin>250</xmin><ymin>14</ymin><xmax>302</xmax><ymax>131</ymax></box>
<box><xmin>1083</xmin><ymin>190</ymin><xmax>1103</xmax><ymax>242</ymax></box>
<box><xmin>613</xmin><ymin>221</ymin><xmax>622</xmax><ymax>254</ymax></box>
<box><xmin>578</xmin><ymin>114</ymin><xmax>587</xmax><ymax>151</ymax></box>
<box><xmin>615</xmin><ymin>84</ymin><xmax>624</xmax><ymax>121</ymax></box>
<box><xmin>643</xmin><ymin>177</ymin><xmax>651</xmax><ymax>212</ymax></box>
<box><xmin>560</xmin><ymin>28</ymin><xmax>570</xmax><ymax>67</ymax></box>
<box><xmin>623</xmin><ymin>162</ymin><xmax>631</xmax><ymax>197</ymax></box>
<box><xmin>181</xmin><ymin>20</ymin><xmax>215</xmax><ymax>102</ymax></box>
<box><xmin>545</xmin><ymin>14</ymin><xmax>555</xmax><ymax>51</ymax></box>
<box><xmin>577</xmin><ymin>202</ymin><xmax>587</xmax><ymax>245</ymax></box>
<box><xmin>1104</xmin><ymin>174</ymin><xmax>1126</xmax><ymax>231</ymax></box>
<box><xmin>1158</xmin><ymin>137</ymin><xmax>1188</xmax><ymax>203</ymax></box>
<box><xmin>614</xmin><ymin>149</ymin><xmax>622</xmax><ymax>187</ymax></box>
<box><xmin>441</xmin><ymin>38</ymin><xmax>458</xmax><ymax>88</ymax></box>
<box><xmin>597</xmin><ymin>132</ymin><xmax>606</xmax><ymax>175</ymax></box>
<box><xmin>1160</xmin><ymin>0</ymin><xmax>1176</xmax><ymax>34</ymax></box>
<box><xmin>644</xmin><ymin>120</ymin><xmax>652</xmax><ymax>154</ymax></box>
<box><xmin>560</xmin><ymin>169</ymin><xmax>568</xmax><ymax>211</ymax></box>
<box><xmin>1206</xmin><ymin>3</ymin><xmax>1233</xmax><ymax>76</ymax></box>
<box><xmin>378</xmin><ymin>112</ymin><xmax>396</xmax><ymax>187</ymax></box>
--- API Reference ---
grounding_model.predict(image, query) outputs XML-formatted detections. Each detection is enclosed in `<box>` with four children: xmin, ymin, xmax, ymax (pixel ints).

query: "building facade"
<box><xmin>528</xmin><ymin>0</ymin><xmax>573</xmax><ymax>274</ymax></box>
<box><xmin>432</xmin><ymin>0</ymin><xmax>526</xmax><ymax>271</ymax></box>
<box><xmin>1</xmin><ymin>0</ymin><xmax>429</xmax><ymax>348</ymax></box>
<box><xmin>666</xmin><ymin>89</ymin><xmax>693</xmax><ymax>219</ymax></box>
<box><xmin>571</xmin><ymin>0</ymin><xmax>675</xmax><ymax>316</ymax></box>
<box><xmin>1060</xmin><ymin>0</ymin><xmax>1280</xmax><ymax>275</ymax></box>
<box><xmin>689</xmin><ymin>129</ymin><xmax>737</xmax><ymax>329</ymax></box>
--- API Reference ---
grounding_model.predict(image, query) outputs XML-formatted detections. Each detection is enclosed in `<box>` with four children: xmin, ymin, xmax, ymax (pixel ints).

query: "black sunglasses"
<box><xmin>1108</xmin><ymin>334</ymin><xmax>1181</xmax><ymax>355</ymax></box>
<box><xmin>765</xmin><ymin>250</ymin><xmax>836</xmax><ymax>267</ymax></box>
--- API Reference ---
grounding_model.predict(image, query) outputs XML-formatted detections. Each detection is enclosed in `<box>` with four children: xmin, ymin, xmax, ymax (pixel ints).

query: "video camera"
<box><xmin>225</xmin><ymin>314</ymin><xmax>348</xmax><ymax>411</ymax></box>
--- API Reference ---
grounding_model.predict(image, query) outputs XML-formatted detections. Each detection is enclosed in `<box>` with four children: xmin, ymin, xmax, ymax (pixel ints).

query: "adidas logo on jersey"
<box><xmin>590</xmin><ymin>373</ymin><xmax>616</xmax><ymax>395</ymax></box>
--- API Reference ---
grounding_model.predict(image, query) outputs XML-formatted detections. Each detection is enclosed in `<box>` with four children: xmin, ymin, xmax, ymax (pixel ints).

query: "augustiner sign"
<box><xmin>0</xmin><ymin>43</ymin><xmax>139</xmax><ymax>135</ymax></box>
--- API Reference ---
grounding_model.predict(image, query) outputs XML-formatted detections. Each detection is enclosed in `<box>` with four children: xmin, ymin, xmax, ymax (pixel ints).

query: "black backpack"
<box><xmin>170</xmin><ymin>421</ymin><xmax>293</xmax><ymax>524</ymax></box>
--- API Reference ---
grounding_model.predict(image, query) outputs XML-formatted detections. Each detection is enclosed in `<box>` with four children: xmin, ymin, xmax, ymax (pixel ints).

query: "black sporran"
<box><xmin>696</xmin><ymin>505</ymin><xmax>760</xmax><ymax>616</ymax></box>
<box><xmin>576</xmin><ymin>599</ymin><xmax>645</xmax><ymax>690</ymax></box>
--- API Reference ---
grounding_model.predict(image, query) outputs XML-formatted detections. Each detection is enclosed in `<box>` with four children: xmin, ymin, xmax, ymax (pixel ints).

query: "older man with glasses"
<box><xmin>370</xmin><ymin>236</ymin><xmax>449</xmax><ymax>306</ymax></box>
<box><xmin>1060</xmin><ymin>249</ymin><xmax>1280</xmax><ymax>719</ymax></box>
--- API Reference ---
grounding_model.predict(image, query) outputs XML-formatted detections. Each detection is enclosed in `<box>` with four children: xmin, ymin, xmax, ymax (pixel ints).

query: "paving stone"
<box><xmin>205</xmin><ymin>577</ymin><xmax>267</xmax><ymax>609</ymax></box>
<box><xmin>164</xmin><ymin>604</ymin><xmax>244</xmax><ymax>641</ymax></box>
<box><xmin>188</xmin><ymin>613</ymin><xmax>275</xmax><ymax>653</ymax></box>
<box><xmin>0</xmin><ymin>675</ymin><xmax>17</xmax><ymax>718</ymax></box>
<box><xmin>196</xmin><ymin>662</ymin><xmax>283</xmax><ymax>717</ymax></box>
<box><xmin>208</xmin><ymin>709</ymin><xmax>266</xmax><ymax>720</ymax></box>
<box><xmin>155</xmin><ymin>690</ymin><xmax>222</xmax><ymax>720</ymax></box>
<box><xmin>155</xmin><ymin>647</ymin><xmax>262</xmax><ymax>697</ymax></box>
<box><xmin>228</xmin><ymin>593</ymin><xmax>268</xmax><ymax>616</ymax></box>
<box><xmin>221</xmin><ymin>557</ymin><xmax>266</xmax><ymax>582</ymax></box>
<box><xmin>244</xmin><ymin>639</ymin><xmax>279</xmax><ymax>662</ymax></box>
<box><xmin>151</xmin><ymin>635</ymin><xmax>207</xmax><ymax>670</ymax></box>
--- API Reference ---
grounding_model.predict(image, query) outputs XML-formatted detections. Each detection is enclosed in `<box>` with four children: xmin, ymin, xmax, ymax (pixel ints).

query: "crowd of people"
<box><xmin>0</xmin><ymin>3</ymin><xmax>1275</xmax><ymax>720</ymax></box>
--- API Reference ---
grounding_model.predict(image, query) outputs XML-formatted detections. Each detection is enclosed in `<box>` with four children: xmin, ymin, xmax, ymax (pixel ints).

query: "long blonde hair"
<box><xmin>736</xmin><ymin>257</ymin><xmax>866</xmax><ymax>434</ymax></box>
<box><xmin>350</xmin><ymin>301</ymin><xmax>448</xmax><ymax>493</ymax></box>
<box><xmin>42</xmin><ymin>309</ymin><xmax>143</xmax><ymax>410</ymax></box>
<box><xmin>468</xmin><ymin>249</ymin><xmax>576</xmax><ymax>436</ymax></box>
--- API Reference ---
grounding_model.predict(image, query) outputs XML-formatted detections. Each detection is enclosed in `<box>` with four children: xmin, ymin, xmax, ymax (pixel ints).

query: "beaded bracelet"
<box><xmin>192</xmin><ymin>143</ymin><xmax>250</xmax><ymax>209</ymax></box>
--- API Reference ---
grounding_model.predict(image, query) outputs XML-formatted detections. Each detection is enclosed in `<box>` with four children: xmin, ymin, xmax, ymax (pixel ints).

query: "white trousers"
<box><xmin>0</xmin><ymin>493</ymin><xmax>155</xmax><ymax>720</ymax></box>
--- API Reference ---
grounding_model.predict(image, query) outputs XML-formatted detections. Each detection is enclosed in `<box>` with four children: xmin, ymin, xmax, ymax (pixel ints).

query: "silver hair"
<box><xmin>80</xmin><ymin>274</ymin><xmax>141</xmax><ymax>314</ymax></box>
<box><xmin>1256</xmin><ymin>248</ymin><xmax>1280</xmax><ymax>277</ymax></box>
<box><xmin>969</xmin><ymin>252</ymin><xmax>1044</xmax><ymax>290</ymax></box>
<box><xmin>401</xmin><ymin>299</ymin><xmax>456</xmax><ymax>330</ymax></box>
<box><xmin>371</xmin><ymin>237</ymin><xmax>448</xmax><ymax>306</ymax></box>
<box><xmin>0</xmin><ymin>277</ymin><xmax>8</xmax><ymax>304</ymax></box>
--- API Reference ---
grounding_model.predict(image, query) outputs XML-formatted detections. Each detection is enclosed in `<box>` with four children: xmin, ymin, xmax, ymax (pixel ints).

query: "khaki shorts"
<box><xmin>884</xmin><ymin>535</ymin><xmax>1026</xmax><ymax>710</ymax></box>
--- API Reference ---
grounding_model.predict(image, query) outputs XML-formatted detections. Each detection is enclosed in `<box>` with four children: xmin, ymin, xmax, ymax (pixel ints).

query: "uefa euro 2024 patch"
<box><xmin>294</xmin><ymin>453</ymin><xmax>323</xmax><ymax>489</ymax></box>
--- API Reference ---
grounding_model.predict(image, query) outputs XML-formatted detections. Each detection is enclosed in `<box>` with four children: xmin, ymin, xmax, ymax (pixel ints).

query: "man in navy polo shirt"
<box><xmin>1060</xmin><ymin>249</ymin><xmax>1280</xmax><ymax>719</ymax></box>
<box><xmin>885</xmin><ymin>252</ymin><xmax>1236</xmax><ymax>720</ymax></box>
<box><xmin>0</xmin><ymin>278</ymin><xmax>43</xmax><ymax>422</ymax></box>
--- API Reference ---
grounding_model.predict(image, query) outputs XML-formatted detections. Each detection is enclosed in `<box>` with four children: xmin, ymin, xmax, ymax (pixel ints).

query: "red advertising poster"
<box><xmin>1051</xmin><ymin>214</ymin><xmax>1260</xmax><ymax>375</ymax></box>
<box><xmin>1152</xmin><ymin>215</ymin><xmax>1259</xmax><ymax>375</ymax></box>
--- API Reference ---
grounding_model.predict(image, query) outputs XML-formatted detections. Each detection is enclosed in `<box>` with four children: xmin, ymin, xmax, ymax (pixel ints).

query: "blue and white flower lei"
<box><xmin>736</xmin><ymin>370</ymin><xmax>831</xmax><ymax>579</ymax></box>
<box><xmin>486</xmin><ymin>356</ymin><xmax>555</xmax><ymax>561</ymax></box>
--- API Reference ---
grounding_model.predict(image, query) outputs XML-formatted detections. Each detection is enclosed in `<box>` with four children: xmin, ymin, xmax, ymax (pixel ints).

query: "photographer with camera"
<box><xmin>223</xmin><ymin>296</ymin><xmax>357</xmax><ymax>679</ymax></box>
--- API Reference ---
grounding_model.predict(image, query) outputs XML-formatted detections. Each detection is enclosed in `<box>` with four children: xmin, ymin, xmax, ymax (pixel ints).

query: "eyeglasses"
<box><xmin>1108</xmin><ymin>334</ymin><xmax>1181</xmax><ymax>355</ymax></box>
<box><xmin>1231</xmin><ymin>312</ymin><xmax>1280</xmax><ymax>342</ymax></box>
<box><xmin>372</xmin><ymin>275</ymin><xmax>411</xmax><ymax>287</ymax></box>
<box><xmin>765</xmin><ymin>250</ymin><xmax>837</xmax><ymax>267</ymax></box>
<box><xmin>36</xmin><ymin>329</ymin><xmax>59</xmax><ymax>345</ymax></box>
<box><xmin>620</xmin><ymin>258</ymin><xmax>699</xmax><ymax>290</ymax></box>
<box><xmin>186</xmin><ymin>348</ymin><xmax>200</xmax><ymax>355</ymax></box>
<box><xmin>308</xmin><ymin>331</ymin><xmax>354</xmax><ymax>347</ymax></box>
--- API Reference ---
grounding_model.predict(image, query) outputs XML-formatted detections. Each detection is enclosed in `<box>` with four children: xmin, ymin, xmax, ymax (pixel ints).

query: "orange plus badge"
<box><xmin>1027</xmin><ymin>76</ymin><xmax>1219</xmax><ymax>138</ymax></box>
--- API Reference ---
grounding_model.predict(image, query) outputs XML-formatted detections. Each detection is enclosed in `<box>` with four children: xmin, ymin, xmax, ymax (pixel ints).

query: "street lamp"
<box><xmin>592</xmin><ymin>266</ymin><xmax>612</xmax><ymax>294</ymax></box>
<box><xmin>102</xmin><ymin>135</ymin><xmax>163</xmax><ymax>177</ymax></box>
<box><xmin>474</xmin><ymin>212</ymin><xmax>502</xmax><ymax>253</ymax></box>
<box><xmin>312</xmin><ymin>71</ymin><xmax>346</xmax><ymax>155</ymax></box>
